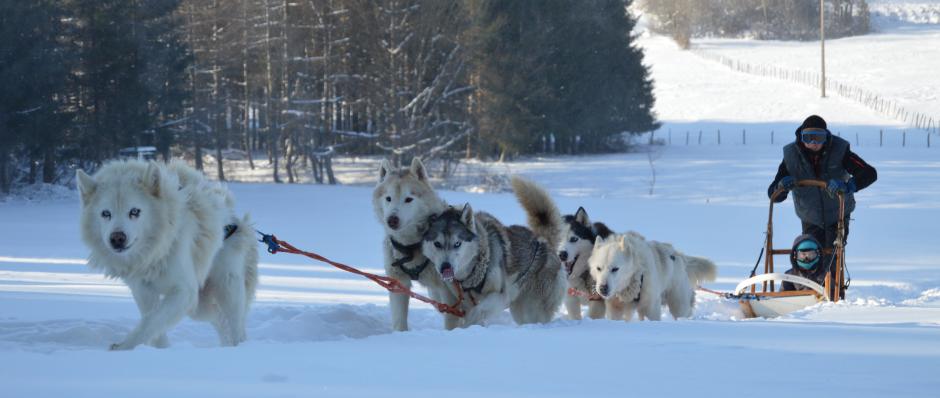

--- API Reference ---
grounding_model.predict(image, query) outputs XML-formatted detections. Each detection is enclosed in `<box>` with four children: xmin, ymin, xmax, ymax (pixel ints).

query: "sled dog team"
<box><xmin>77</xmin><ymin>158</ymin><xmax>715</xmax><ymax>349</ymax></box>
<box><xmin>375</xmin><ymin>158</ymin><xmax>716</xmax><ymax>330</ymax></box>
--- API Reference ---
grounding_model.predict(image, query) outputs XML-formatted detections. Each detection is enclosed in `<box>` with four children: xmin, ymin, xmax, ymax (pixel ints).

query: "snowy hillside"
<box><xmin>2</xmin><ymin>4</ymin><xmax>940</xmax><ymax>398</ymax></box>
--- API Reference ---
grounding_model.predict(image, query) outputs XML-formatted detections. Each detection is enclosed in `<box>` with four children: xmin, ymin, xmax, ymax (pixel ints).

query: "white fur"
<box><xmin>372</xmin><ymin>158</ymin><xmax>457</xmax><ymax>331</ymax></box>
<box><xmin>77</xmin><ymin>160</ymin><xmax>258</xmax><ymax>350</ymax></box>
<box><xmin>589</xmin><ymin>232</ymin><xmax>716</xmax><ymax>321</ymax></box>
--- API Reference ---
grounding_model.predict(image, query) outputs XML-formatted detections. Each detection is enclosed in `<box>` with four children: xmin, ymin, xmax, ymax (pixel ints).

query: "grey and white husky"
<box><xmin>558</xmin><ymin>207</ymin><xmax>613</xmax><ymax>320</ymax></box>
<box><xmin>372</xmin><ymin>158</ymin><xmax>460</xmax><ymax>331</ymax></box>
<box><xmin>421</xmin><ymin>177</ymin><xmax>565</xmax><ymax>326</ymax></box>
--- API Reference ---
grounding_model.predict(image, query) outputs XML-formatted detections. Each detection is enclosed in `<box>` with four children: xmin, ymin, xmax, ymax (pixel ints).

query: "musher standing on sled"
<box><xmin>768</xmin><ymin>115</ymin><xmax>878</xmax><ymax>299</ymax></box>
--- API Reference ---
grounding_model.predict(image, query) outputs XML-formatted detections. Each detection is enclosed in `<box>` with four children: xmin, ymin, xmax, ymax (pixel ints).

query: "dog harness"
<box><xmin>389</xmin><ymin>238</ymin><xmax>430</xmax><ymax>280</ymax></box>
<box><xmin>632</xmin><ymin>274</ymin><xmax>644</xmax><ymax>302</ymax></box>
<box><xmin>224</xmin><ymin>224</ymin><xmax>238</xmax><ymax>240</ymax></box>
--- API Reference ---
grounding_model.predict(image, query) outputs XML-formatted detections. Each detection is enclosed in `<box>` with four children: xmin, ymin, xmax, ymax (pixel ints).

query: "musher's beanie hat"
<box><xmin>795</xmin><ymin>115</ymin><xmax>830</xmax><ymax>140</ymax></box>
<box><xmin>797</xmin><ymin>115</ymin><xmax>826</xmax><ymax>132</ymax></box>
<box><xmin>799</xmin><ymin>115</ymin><xmax>827</xmax><ymax>132</ymax></box>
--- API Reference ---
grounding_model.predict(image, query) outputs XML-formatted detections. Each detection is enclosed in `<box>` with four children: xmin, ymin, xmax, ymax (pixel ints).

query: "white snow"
<box><xmin>3</xmin><ymin>4</ymin><xmax>940</xmax><ymax>397</ymax></box>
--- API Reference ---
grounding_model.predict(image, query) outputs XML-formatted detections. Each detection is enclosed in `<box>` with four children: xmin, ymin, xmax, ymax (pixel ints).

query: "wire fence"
<box><xmin>645</xmin><ymin>128</ymin><xmax>933</xmax><ymax>148</ymax></box>
<box><xmin>691</xmin><ymin>49</ymin><xmax>939</xmax><ymax>136</ymax></box>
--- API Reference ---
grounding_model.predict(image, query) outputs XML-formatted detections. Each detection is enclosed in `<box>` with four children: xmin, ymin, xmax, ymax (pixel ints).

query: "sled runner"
<box><xmin>735</xmin><ymin>179</ymin><xmax>846</xmax><ymax>318</ymax></box>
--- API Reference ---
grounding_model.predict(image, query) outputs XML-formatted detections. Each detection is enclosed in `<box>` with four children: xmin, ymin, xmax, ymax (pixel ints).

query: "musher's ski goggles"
<box><xmin>801</xmin><ymin>128</ymin><xmax>828</xmax><ymax>145</ymax></box>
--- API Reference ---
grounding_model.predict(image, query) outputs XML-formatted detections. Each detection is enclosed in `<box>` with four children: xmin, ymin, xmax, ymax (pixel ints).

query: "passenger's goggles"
<box><xmin>795</xmin><ymin>248</ymin><xmax>820</xmax><ymax>269</ymax></box>
<box><xmin>801</xmin><ymin>128</ymin><xmax>828</xmax><ymax>145</ymax></box>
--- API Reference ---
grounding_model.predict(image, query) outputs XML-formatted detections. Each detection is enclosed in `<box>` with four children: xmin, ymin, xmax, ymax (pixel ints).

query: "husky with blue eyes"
<box><xmin>77</xmin><ymin>160</ymin><xmax>258</xmax><ymax>350</ymax></box>
<box><xmin>421</xmin><ymin>177</ymin><xmax>565</xmax><ymax>326</ymax></box>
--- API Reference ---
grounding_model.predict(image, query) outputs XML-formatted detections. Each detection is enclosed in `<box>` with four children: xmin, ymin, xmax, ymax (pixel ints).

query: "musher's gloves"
<box><xmin>778</xmin><ymin>176</ymin><xmax>796</xmax><ymax>191</ymax></box>
<box><xmin>826</xmin><ymin>178</ymin><xmax>856</xmax><ymax>196</ymax></box>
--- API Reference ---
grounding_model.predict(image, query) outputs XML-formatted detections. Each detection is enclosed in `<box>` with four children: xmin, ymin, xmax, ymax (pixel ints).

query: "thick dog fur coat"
<box><xmin>78</xmin><ymin>160</ymin><xmax>258</xmax><ymax>350</ymax></box>
<box><xmin>372</xmin><ymin>158</ymin><xmax>458</xmax><ymax>331</ymax></box>
<box><xmin>589</xmin><ymin>232</ymin><xmax>716</xmax><ymax>321</ymax></box>
<box><xmin>421</xmin><ymin>177</ymin><xmax>565</xmax><ymax>326</ymax></box>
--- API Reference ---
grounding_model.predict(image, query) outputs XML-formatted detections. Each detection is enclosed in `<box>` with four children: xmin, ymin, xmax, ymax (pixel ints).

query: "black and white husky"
<box><xmin>558</xmin><ymin>207</ymin><xmax>613</xmax><ymax>320</ymax></box>
<box><xmin>421</xmin><ymin>177</ymin><xmax>565</xmax><ymax>326</ymax></box>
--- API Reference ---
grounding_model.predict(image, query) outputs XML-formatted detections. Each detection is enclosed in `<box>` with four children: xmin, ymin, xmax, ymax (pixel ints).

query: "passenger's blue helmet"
<box><xmin>795</xmin><ymin>239</ymin><xmax>820</xmax><ymax>270</ymax></box>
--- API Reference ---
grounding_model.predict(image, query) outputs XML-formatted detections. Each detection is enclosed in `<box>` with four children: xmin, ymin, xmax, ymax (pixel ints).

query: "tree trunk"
<box><xmin>28</xmin><ymin>152</ymin><xmax>37</xmax><ymax>184</ymax></box>
<box><xmin>264</xmin><ymin>1</ymin><xmax>280</xmax><ymax>183</ymax></box>
<box><xmin>325</xmin><ymin>155</ymin><xmax>336</xmax><ymax>184</ymax></box>
<box><xmin>215</xmin><ymin>141</ymin><xmax>225</xmax><ymax>181</ymax></box>
<box><xmin>195</xmin><ymin>144</ymin><xmax>204</xmax><ymax>171</ymax></box>
<box><xmin>0</xmin><ymin>146</ymin><xmax>9</xmax><ymax>194</ymax></box>
<box><xmin>243</xmin><ymin>0</ymin><xmax>255</xmax><ymax>171</ymax></box>
<box><xmin>310</xmin><ymin>153</ymin><xmax>321</xmax><ymax>183</ymax></box>
<box><xmin>42</xmin><ymin>144</ymin><xmax>55</xmax><ymax>183</ymax></box>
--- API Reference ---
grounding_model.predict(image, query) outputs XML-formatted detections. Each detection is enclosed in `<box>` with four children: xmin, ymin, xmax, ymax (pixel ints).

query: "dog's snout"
<box><xmin>109</xmin><ymin>231</ymin><xmax>127</xmax><ymax>250</ymax></box>
<box><xmin>598</xmin><ymin>284</ymin><xmax>609</xmax><ymax>297</ymax></box>
<box><xmin>558</xmin><ymin>251</ymin><xmax>568</xmax><ymax>262</ymax></box>
<box><xmin>386</xmin><ymin>215</ymin><xmax>400</xmax><ymax>230</ymax></box>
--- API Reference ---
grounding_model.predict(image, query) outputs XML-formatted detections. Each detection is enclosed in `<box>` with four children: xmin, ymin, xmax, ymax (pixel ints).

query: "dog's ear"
<box><xmin>618</xmin><ymin>235</ymin><xmax>627</xmax><ymax>251</ymax></box>
<box><xmin>144</xmin><ymin>161</ymin><xmax>163</xmax><ymax>198</ymax></box>
<box><xmin>378</xmin><ymin>159</ymin><xmax>392</xmax><ymax>183</ymax></box>
<box><xmin>595</xmin><ymin>234</ymin><xmax>606</xmax><ymax>245</ymax></box>
<box><xmin>574</xmin><ymin>206</ymin><xmax>589</xmax><ymax>224</ymax></box>
<box><xmin>410</xmin><ymin>157</ymin><xmax>428</xmax><ymax>182</ymax></box>
<box><xmin>76</xmin><ymin>169</ymin><xmax>96</xmax><ymax>203</ymax></box>
<box><xmin>460</xmin><ymin>203</ymin><xmax>474</xmax><ymax>226</ymax></box>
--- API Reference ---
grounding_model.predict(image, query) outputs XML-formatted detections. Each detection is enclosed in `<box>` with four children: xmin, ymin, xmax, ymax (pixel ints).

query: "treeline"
<box><xmin>0</xmin><ymin>0</ymin><xmax>657</xmax><ymax>193</ymax></box>
<box><xmin>640</xmin><ymin>0</ymin><xmax>870</xmax><ymax>48</ymax></box>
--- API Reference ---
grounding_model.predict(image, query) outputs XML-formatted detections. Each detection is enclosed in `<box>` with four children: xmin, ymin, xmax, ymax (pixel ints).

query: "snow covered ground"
<box><xmin>3</xmin><ymin>4</ymin><xmax>940</xmax><ymax>397</ymax></box>
<box><xmin>687</xmin><ymin>1</ymin><xmax>940</xmax><ymax>129</ymax></box>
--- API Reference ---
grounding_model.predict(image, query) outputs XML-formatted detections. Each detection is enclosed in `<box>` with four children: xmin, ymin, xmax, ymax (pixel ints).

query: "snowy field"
<box><xmin>687</xmin><ymin>1</ymin><xmax>940</xmax><ymax>128</ymax></box>
<box><xmin>3</xmin><ymin>5</ymin><xmax>940</xmax><ymax>398</ymax></box>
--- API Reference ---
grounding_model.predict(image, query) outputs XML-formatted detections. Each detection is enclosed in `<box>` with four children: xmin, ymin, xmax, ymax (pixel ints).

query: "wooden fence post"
<box><xmin>717</xmin><ymin>129</ymin><xmax>721</xmax><ymax>146</ymax></box>
<box><xmin>742</xmin><ymin>129</ymin><xmax>746</xmax><ymax>145</ymax></box>
<box><xmin>698</xmin><ymin>130</ymin><xmax>702</xmax><ymax>145</ymax></box>
<box><xmin>880</xmin><ymin>129</ymin><xmax>883</xmax><ymax>147</ymax></box>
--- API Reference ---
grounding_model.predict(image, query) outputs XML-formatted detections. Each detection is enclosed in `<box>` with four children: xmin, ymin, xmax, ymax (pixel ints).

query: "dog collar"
<box><xmin>390</xmin><ymin>237</ymin><xmax>422</xmax><ymax>256</ymax></box>
<box><xmin>389</xmin><ymin>238</ymin><xmax>428</xmax><ymax>280</ymax></box>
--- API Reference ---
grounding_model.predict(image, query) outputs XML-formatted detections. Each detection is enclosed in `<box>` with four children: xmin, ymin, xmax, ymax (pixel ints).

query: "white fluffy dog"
<box><xmin>78</xmin><ymin>160</ymin><xmax>258</xmax><ymax>350</ymax></box>
<box><xmin>589</xmin><ymin>232</ymin><xmax>716</xmax><ymax>321</ymax></box>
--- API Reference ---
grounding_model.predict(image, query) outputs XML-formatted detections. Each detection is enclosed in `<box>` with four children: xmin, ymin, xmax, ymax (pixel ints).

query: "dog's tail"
<box><xmin>684</xmin><ymin>255</ymin><xmax>718</xmax><ymax>286</ymax></box>
<box><xmin>511</xmin><ymin>176</ymin><xmax>561</xmax><ymax>249</ymax></box>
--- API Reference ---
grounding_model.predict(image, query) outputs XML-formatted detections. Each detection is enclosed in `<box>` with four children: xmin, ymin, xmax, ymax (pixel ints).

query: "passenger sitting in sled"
<box><xmin>781</xmin><ymin>234</ymin><xmax>828</xmax><ymax>292</ymax></box>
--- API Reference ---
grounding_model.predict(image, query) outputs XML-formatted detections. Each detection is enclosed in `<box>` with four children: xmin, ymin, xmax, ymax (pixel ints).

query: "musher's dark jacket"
<box><xmin>767</xmin><ymin>132</ymin><xmax>877</xmax><ymax>228</ymax></box>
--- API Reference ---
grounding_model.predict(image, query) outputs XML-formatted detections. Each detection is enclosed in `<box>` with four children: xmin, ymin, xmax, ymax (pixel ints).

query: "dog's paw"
<box><xmin>109</xmin><ymin>342</ymin><xmax>134</xmax><ymax>351</ymax></box>
<box><xmin>463</xmin><ymin>308</ymin><xmax>485</xmax><ymax>326</ymax></box>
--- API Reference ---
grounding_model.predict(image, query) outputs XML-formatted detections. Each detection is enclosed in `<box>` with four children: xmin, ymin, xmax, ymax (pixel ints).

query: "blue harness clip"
<box><xmin>256</xmin><ymin>230</ymin><xmax>280</xmax><ymax>254</ymax></box>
